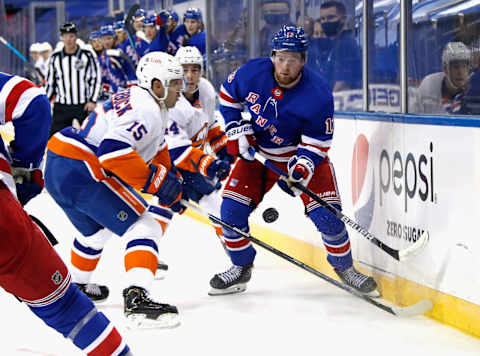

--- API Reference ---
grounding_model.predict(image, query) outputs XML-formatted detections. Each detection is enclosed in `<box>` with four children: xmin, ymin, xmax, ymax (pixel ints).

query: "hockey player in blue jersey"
<box><xmin>0</xmin><ymin>73</ymin><xmax>132</xmax><ymax>355</ymax></box>
<box><xmin>170</xmin><ymin>7</ymin><xmax>205</xmax><ymax>55</ymax></box>
<box><xmin>211</xmin><ymin>25</ymin><xmax>378</xmax><ymax>297</ymax></box>
<box><xmin>99</xmin><ymin>25</ymin><xmax>137</xmax><ymax>93</ymax></box>
<box><xmin>143</xmin><ymin>12</ymin><xmax>170</xmax><ymax>54</ymax></box>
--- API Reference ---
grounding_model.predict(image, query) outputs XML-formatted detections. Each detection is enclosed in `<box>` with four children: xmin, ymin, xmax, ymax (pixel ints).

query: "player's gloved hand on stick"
<box><xmin>11</xmin><ymin>166</ymin><xmax>44</xmax><ymax>206</ymax></box>
<box><xmin>143</xmin><ymin>164</ymin><xmax>183</xmax><ymax>206</ymax></box>
<box><xmin>216</xmin><ymin>146</ymin><xmax>235</xmax><ymax>164</ymax></box>
<box><xmin>277</xmin><ymin>155</ymin><xmax>314</xmax><ymax>197</ymax></box>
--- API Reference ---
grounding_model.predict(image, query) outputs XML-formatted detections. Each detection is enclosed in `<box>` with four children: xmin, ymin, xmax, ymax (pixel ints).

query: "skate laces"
<box><xmin>84</xmin><ymin>283</ymin><xmax>102</xmax><ymax>296</ymax></box>
<box><xmin>218</xmin><ymin>265</ymin><xmax>243</xmax><ymax>283</ymax></box>
<box><xmin>342</xmin><ymin>267</ymin><xmax>368</xmax><ymax>288</ymax></box>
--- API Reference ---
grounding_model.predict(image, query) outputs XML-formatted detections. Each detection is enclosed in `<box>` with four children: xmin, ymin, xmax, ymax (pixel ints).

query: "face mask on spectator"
<box><xmin>321</xmin><ymin>20</ymin><xmax>343</xmax><ymax>37</ymax></box>
<box><xmin>265</xmin><ymin>13</ymin><xmax>290</xmax><ymax>25</ymax></box>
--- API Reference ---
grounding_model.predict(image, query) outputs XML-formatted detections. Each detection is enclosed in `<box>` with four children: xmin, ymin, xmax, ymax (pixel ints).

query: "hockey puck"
<box><xmin>262</xmin><ymin>207</ymin><xmax>279</xmax><ymax>223</ymax></box>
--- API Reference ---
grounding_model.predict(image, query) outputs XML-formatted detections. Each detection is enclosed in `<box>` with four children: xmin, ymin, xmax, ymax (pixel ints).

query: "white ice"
<box><xmin>2</xmin><ymin>192</ymin><xmax>479</xmax><ymax>356</ymax></box>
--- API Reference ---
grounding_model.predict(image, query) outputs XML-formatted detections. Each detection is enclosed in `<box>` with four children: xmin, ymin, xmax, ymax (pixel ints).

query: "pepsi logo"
<box><xmin>351</xmin><ymin>134</ymin><xmax>375</xmax><ymax>230</ymax></box>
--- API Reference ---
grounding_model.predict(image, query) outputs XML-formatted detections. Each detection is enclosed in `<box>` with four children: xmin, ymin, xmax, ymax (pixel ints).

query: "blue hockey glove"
<box><xmin>206</xmin><ymin>159</ymin><xmax>231</xmax><ymax>181</ymax></box>
<box><xmin>216</xmin><ymin>146</ymin><xmax>235</xmax><ymax>164</ymax></box>
<box><xmin>277</xmin><ymin>156</ymin><xmax>315</xmax><ymax>197</ymax></box>
<box><xmin>143</xmin><ymin>164</ymin><xmax>183</xmax><ymax>207</ymax></box>
<box><xmin>156</xmin><ymin>11</ymin><xmax>170</xmax><ymax>30</ymax></box>
<box><xmin>12</xmin><ymin>167</ymin><xmax>44</xmax><ymax>206</ymax></box>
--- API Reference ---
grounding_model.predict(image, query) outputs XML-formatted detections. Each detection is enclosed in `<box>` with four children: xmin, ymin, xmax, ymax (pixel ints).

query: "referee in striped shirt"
<box><xmin>45</xmin><ymin>22</ymin><xmax>101</xmax><ymax>137</ymax></box>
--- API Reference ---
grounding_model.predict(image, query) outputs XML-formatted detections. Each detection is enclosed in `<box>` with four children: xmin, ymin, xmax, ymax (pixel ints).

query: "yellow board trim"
<box><xmin>184</xmin><ymin>208</ymin><xmax>480</xmax><ymax>339</ymax></box>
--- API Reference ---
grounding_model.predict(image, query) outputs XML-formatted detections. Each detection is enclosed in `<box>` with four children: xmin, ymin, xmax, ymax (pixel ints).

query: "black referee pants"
<box><xmin>49</xmin><ymin>103</ymin><xmax>89</xmax><ymax>138</ymax></box>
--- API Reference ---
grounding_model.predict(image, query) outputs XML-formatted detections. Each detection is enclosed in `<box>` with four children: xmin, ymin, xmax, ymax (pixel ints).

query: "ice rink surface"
<box><xmin>2</xmin><ymin>193</ymin><xmax>479</xmax><ymax>356</ymax></box>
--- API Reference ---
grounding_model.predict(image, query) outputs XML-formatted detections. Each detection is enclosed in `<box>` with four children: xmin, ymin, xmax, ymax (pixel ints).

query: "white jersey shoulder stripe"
<box><xmin>12</xmin><ymin>86</ymin><xmax>46</xmax><ymax>120</ymax></box>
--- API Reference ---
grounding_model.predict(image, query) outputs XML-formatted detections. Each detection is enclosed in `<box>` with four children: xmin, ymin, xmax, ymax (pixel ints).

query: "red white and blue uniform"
<box><xmin>218</xmin><ymin>58</ymin><xmax>353</xmax><ymax>270</ymax></box>
<box><xmin>0</xmin><ymin>73</ymin><xmax>131</xmax><ymax>355</ymax></box>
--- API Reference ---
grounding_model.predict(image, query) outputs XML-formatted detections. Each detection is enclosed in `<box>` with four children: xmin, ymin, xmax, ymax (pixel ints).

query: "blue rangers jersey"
<box><xmin>219</xmin><ymin>57</ymin><xmax>334</xmax><ymax>166</ymax></box>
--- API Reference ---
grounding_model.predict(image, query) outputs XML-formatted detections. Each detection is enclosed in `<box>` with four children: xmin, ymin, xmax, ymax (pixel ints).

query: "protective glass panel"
<box><xmin>367</xmin><ymin>0</ymin><xmax>401</xmax><ymax>113</ymax></box>
<box><xmin>304</xmin><ymin>0</ymin><xmax>363</xmax><ymax>112</ymax></box>
<box><xmin>409</xmin><ymin>0</ymin><xmax>480</xmax><ymax>115</ymax></box>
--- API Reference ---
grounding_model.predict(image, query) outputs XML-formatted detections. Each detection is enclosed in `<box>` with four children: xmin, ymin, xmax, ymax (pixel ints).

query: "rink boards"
<box><xmin>194</xmin><ymin>112</ymin><xmax>480</xmax><ymax>338</ymax></box>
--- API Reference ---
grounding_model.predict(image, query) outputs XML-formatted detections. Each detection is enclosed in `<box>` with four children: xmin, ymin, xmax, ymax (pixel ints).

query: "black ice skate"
<box><xmin>209</xmin><ymin>264</ymin><xmax>253</xmax><ymax>296</ymax></box>
<box><xmin>334</xmin><ymin>266</ymin><xmax>380</xmax><ymax>297</ymax></box>
<box><xmin>123</xmin><ymin>286</ymin><xmax>179</xmax><ymax>329</ymax></box>
<box><xmin>76</xmin><ymin>283</ymin><xmax>109</xmax><ymax>303</ymax></box>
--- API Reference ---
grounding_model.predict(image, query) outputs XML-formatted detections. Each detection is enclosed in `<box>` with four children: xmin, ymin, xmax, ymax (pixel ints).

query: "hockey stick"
<box><xmin>181</xmin><ymin>200</ymin><xmax>433</xmax><ymax>317</ymax></box>
<box><xmin>250</xmin><ymin>149</ymin><xmax>429</xmax><ymax>262</ymax></box>
<box><xmin>30</xmin><ymin>214</ymin><xmax>59</xmax><ymax>246</ymax></box>
<box><xmin>0</xmin><ymin>36</ymin><xmax>43</xmax><ymax>84</ymax></box>
<box><xmin>124</xmin><ymin>4</ymin><xmax>140</xmax><ymax>57</ymax></box>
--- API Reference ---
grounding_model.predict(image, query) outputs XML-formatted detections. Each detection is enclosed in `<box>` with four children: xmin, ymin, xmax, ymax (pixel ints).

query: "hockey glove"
<box><xmin>216</xmin><ymin>146</ymin><xmax>235</xmax><ymax>164</ymax></box>
<box><xmin>206</xmin><ymin>159</ymin><xmax>231</xmax><ymax>181</ymax></box>
<box><xmin>156</xmin><ymin>11</ymin><xmax>170</xmax><ymax>30</ymax></box>
<box><xmin>143</xmin><ymin>164</ymin><xmax>183</xmax><ymax>207</ymax></box>
<box><xmin>277</xmin><ymin>156</ymin><xmax>315</xmax><ymax>197</ymax></box>
<box><xmin>227</xmin><ymin>134</ymin><xmax>256</xmax><ymax>161</ymax></box>
<box><xmin>11</xmin><ymin>167</ymin><xmax>44</xmax><ymax>206</ymax></box>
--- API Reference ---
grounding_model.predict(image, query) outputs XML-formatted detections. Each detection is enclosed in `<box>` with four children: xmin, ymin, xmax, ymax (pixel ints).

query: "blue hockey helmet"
<box><xmin>271</xmin><ymin>25</ymin><xmax>308</xmax><ymax>53</ymax></box>
<box><xmin>183</xmin><ymin>7</ymin><xmax>202</xmax><ymax>22</ymax></box>
<box><xmin>113</xmin><ymin>20</ymin><xmax>125</xmax><ymax>31</ymax></box>
<box><xmin>89</xmin><ymin>30</ymin><xmax>101</xmax><ymax>40</ymax></box>
<box><xmin>100</xmin><ymin>25</ymin><xmax>115</xmax><ymax>37</ymax></box>
<box><xmin>134</xmin><ymin>8</ymin><xmax>146</xmax><ymax>20</ymax></box>
<box><xmin>168</xmin><ymin>9</ymin><xmax>179</xmax><ymax>23</ymax></box>
<box><xmin>144</xmin><ymin>14</ymin><xmax>157</xmax><ymax>27</ymax></box>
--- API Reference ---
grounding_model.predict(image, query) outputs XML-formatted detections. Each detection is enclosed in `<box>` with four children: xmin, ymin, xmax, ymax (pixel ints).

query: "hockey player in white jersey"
<box><xmin>149</xmin><ymin>47</ymin><xmax>234</xmax><ymax>270</ymax></box>
<box><xmin>44</xmin><ymin>51</ymin><xmax>185</xmax><ymax>329</ymax></box>
<box><xmin>416</xmin><ymin>42</ymin><xmax>471</xmax><ymax>114</ymax></box>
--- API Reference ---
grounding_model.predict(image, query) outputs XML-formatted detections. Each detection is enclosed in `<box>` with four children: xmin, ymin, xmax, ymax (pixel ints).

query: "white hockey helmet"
<box><xmin>442</xmin><ymin>42</ymin><xmax>471</xmax><ymax>66</ymax></box>
<box><xmin>175</xmin><ymin>46</ymin><xmax>203</xmax><ymax>70</ymax></box>
<box><xmin>136</xmin><ymin>51</ymin><xmax>183</xmax><ymax>101</ymax></box>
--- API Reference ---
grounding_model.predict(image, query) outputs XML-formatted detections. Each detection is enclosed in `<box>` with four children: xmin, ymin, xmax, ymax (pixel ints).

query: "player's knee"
<box><xmin>124</xmin><ymin>213</ymin><xmax>163</xmax><ymax>243</ymax></box>
<box><xmin>309</xmin><ymin>205</ymin><xmax>345</xmax><ymax>237</ymax></box>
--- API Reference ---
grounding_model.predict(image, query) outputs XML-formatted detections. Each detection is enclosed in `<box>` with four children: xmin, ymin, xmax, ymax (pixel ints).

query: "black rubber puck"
<box><xmin>262</xmin><ymin>207</ymin><xmax>279</xmax><ymax>223</ymax></box>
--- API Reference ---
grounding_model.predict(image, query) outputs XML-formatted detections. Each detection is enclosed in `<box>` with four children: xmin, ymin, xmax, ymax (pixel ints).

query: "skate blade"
<box><xmin>208</xmin><ymin>283</ymin><xmax>247</xmax><ymax>296</ymax></box>
<box><xmin>364</xmin><ymin>289</ymin><xmax>381</xmax><ymax>298</ymax></box>
<box><xmin>125</xmin><ymin>312</ymin><xmax>180</xmax><ymax>329</ymax></box>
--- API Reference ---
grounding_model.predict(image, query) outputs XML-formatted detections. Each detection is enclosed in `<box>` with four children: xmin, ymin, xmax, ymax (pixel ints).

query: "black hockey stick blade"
<box><xmin>251</xmin><ymin>149</ymin><xmax>429</xmax><ymax>262</ymax></box>
<box><xmin>124</xmin><ymin>3</ymin><xmax>140</xmax><ymax>57</ymax></box>
<box><xmin>30</xmin><ymin>214</ymin><xmax>58</xmax><ymax>246</ymax></box>
<box><xmin>206</xmin><ymin>213</ymin><xmax>432</xmax><ymax>317</ymax></box>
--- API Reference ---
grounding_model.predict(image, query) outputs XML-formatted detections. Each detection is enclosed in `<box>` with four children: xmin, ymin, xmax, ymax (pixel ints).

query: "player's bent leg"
<box><xmin>30</xmin><ymin>283</ymin><xmax>132</xmax><ymax>355</ymax></box>
<box><xmin>209</xmin><ymin>197</ymin><xmax>255</xmax><ymax>296</ymax></box>
<box><xmin>309</xmin><ymin>205</ymin><xmax>378</xmax><ymax>297</ymax></box>
<box><xmin>122</xmin><ymin>213</ymin><xmax>179</xmax><ymax>328</ymax></box>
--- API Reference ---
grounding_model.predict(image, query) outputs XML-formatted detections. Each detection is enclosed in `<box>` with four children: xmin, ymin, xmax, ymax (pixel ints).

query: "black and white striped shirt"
<box><xmin>45</xmin><ymin>46</ymin><xmax>101</xmax><ymax>105</ymax></box>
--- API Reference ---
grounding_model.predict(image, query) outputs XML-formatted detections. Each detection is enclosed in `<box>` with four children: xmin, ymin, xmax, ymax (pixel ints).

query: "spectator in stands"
<box><xmin>306</xmin><ymin>1</ymin><xmax>361</xmax><ymax>92</ymax></box>
<box><xmin>416</xmin><ymin>42</ymin><xmax>471</xmax><ymax>114</ymax></box>
<box><xmin>259</xmin><ymin>0</ymin><xmax>293</xmax><ymax>57</ymax></box>
<box><xmin>452</xmin><ymin>67</ymin><xmax>480</xmax><ymax>115</ymax></box>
